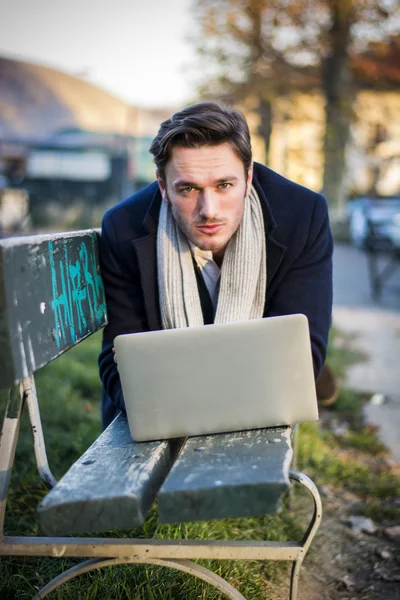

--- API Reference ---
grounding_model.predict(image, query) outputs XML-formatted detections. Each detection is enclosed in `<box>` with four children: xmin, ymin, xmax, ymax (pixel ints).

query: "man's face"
<box><xmin>157</xmin><ymin>143</ymin><xmax>253</xmax><ymax>262</ymax></box>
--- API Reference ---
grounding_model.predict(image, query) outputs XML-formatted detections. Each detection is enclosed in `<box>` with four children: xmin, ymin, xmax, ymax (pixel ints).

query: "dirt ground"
<box><xmin>266</xmin><ymin>489</ymin><xmax>400</xmax><ymax>600</ymax></box>
<box><xmin>294</xmin><ymin>498</ymin><xmax>400</xmax><ymax>600</ymax></box>
<box><xmin>267</xmin><ymin>413</ymin><xmax>400</xmax><ymax>600</ymax></box>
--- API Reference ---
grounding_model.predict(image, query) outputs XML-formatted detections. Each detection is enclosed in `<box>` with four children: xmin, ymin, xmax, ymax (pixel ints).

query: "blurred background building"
<box><xmin>0</xmin><ymin>56</ymin><xmax>172</xmax><ymax>232</ymax></box>
<box><xmin>0</xmin><ymin>0</ymin><xmax>399</xmax><ymax>236</ymax></box>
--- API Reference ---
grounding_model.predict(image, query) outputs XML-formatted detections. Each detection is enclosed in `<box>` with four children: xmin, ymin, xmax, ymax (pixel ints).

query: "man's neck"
<box><xmin>212</xmin><ymin>247</ymin><xmax>226</xmax><ymax>268</ymax></box>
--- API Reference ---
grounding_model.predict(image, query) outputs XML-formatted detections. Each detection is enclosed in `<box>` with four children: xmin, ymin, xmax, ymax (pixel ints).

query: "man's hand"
<box><xmin>112</xmin><ymin>347</ymin><xmax>118</xmax><ymax>365</ymax></box>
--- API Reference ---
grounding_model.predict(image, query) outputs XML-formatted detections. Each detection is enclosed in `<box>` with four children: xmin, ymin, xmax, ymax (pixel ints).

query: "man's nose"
<box><xmin>198</xmin><ymin>189</ymin><xmax>219</xmax><ymax>220</ymax></box>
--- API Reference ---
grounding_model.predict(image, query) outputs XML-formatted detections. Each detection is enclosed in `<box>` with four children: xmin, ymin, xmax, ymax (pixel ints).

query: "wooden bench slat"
<box><xmin>158</xmin><ymin>426</ymin><xmax>292</xmax><ymax>523</ymax></box>
<box><xmin>37</xmin><ymin>414</ymin><xmax>184</xmax><ymax>535</ymax></box>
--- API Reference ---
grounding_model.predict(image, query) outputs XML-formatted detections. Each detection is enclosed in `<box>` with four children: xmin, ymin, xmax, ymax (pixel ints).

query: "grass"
<box><xmin>1</xmin><ymin>328</ymin><xmax>399</xmax><ymax>599</ymax></box>
<box><xmin>324</xmin><ymin>325</ymin><xmax>368</xmax><ymax>381</ymax></box>
<box><xmin>298</xmin><ymin>422</ymin><xmax>399</xmax><ymax>499</ymax></box>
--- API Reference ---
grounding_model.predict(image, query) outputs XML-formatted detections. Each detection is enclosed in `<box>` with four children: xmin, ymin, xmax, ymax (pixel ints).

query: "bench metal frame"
<box><xmin>0</xmin><ymin>374</ymin><xmax>322</xmax><ymax>600</ymax></box>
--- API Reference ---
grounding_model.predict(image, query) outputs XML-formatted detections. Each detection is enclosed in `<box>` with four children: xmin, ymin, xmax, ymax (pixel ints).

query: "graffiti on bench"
<box><xmin>49</xmin><ymin>239</ymin><xmax>106</xmax><ymax>348</ymax></box>
<box><xmin>0</xmin><ymin>231</ymin><xmax>107</xmax><ymax>387</ymax></box>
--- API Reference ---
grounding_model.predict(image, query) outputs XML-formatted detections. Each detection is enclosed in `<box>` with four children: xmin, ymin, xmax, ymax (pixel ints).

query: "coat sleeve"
<box><xmin>98</xmin><ymin>211</ymin><xmax>149</xmax><ymax>413</ymax></box>
<box><xmin>265</xmin><ymin>193</ymin><xmax>333</xmax><ymax>378</ymax></box>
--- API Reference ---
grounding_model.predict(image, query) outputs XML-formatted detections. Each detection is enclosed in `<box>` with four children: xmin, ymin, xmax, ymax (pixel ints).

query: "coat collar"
<box><xmin>252</xmin><ymin>165</ymin><xmax>287</xmax><ymax>288</ymax></box>
<box><xmin>142</xmin><ymin>183</ymin><xmax>161</xmax><ymax>235</ymax></box>
<box><xmin>132</xmin><ymin>166</ymin><xmax>287</xmax><ymax>328</ymax></box>
<box><xmin>131</xmin><ymin>184</ymin><xmax>162</xmax><ymax>330</ymax></box>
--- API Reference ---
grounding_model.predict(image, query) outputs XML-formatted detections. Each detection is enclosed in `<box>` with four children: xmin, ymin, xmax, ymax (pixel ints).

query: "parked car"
<box><xmin>347</xmin><ymin>196</ymin><xmax>400</xmax><ymax>250</ymax></box>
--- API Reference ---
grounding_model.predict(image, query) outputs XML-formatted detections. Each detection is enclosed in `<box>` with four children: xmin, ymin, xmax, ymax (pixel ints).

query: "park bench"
<box><xmin>0</xmin><ymin>230</ymin><xmax>322</xmax><ymax>600</ymax></box>
<box><xmin>364</xmin><ymin>215</ymin><xmax>400</xmax><ymax>300</ymax></box>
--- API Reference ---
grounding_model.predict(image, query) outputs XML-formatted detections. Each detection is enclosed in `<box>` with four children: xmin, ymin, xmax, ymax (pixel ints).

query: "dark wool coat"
<box><xmin>98</xmin><ymin>162</ymin><xmax>333</xmax><ymax>427</ymax></box>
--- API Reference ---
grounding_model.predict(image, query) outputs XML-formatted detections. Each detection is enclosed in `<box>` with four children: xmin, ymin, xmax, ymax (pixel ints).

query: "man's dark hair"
<box><xmin>149</xmin><ymin>102</ymin><xmax>252</xmax><ymax>180</ymax></box>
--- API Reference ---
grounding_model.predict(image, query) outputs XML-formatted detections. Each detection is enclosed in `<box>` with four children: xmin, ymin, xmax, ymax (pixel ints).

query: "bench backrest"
<box><xmin>0</xmin><ymin>230</ymin><xmax>107</xmax><ymax>389</ymax></box>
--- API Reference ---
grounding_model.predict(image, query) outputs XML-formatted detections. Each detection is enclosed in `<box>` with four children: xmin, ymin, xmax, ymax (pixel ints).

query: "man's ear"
<box><xmin>246</xmin><ymin>162</ymin><xmax>254</xmax><ymax>196</ymax></box>
<box><xmin>156</xmin><ymin>170</ymin><xmax>168</xmax><ymax>203</ymax></box>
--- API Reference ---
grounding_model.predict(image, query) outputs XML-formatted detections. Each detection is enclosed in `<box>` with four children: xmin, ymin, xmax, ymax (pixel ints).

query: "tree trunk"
<box><xmin>258</xmin><ymin>97</ymin><xmax>273</xmax><ymax>164</ymax></box>
<box><xmin>322</xmin><ymin>91</ymin><xmax>352</xmax><ymax>219</ymax></box>
<box><xmin>246</xmin><ymin>2</ymin><xmax>274</xmax><ymax>164</ymax></box>
<box><xmin>322</xmin><ymin>2</ymin><xmax>354</xmax><ymax>220</ymax></box>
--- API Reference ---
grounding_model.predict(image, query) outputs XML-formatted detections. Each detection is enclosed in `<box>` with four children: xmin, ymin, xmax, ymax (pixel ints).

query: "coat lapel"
<box><xmin>266</xmin><ymin>235</ymin><xmax>286</xmax><ymax>288</ymax></box>
<box><xmin>253</xmin><ymin>174</ymin><xmax>286</xmax><ymax>289</ymax></box>
<box><xmin>132</xmin><ymin>188</ymin><xmax>162</xmax><ymax>331</ymax></box>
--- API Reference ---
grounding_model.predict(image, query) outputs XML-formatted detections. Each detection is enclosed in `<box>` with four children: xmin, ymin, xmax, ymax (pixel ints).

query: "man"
<box><xmin>99</xmin><ymin>102</ymin><xmax>333</xmax><ymax>428</ymax></box>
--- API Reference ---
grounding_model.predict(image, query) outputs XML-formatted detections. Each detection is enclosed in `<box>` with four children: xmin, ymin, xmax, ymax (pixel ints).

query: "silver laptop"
<box><xmin>114</xmin><ymin>314</ymin><xmax>318</xmax><ymax>442</ymax></box>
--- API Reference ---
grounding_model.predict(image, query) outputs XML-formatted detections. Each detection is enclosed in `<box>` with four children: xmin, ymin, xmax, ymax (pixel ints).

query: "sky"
<box><xmin>0</xmin><ymin>0</ymin><xmax>198</xmax><ymax>108</ymax></box>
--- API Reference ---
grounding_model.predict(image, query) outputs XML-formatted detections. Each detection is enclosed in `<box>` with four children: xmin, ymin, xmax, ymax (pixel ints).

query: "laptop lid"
<box><xmin>114</xmin><ymin>314</ymin><xmax>318</xmax><ymax>442</ymax></box>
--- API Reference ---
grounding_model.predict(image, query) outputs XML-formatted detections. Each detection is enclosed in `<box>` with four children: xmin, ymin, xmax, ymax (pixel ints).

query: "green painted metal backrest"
<box><xmin>0</xmin><ymin>230</ymin><xmax>107</xmax><ymax>389</ymax></box>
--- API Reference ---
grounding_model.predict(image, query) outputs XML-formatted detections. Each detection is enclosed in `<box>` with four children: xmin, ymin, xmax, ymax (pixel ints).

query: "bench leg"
<box><xmin>288</xmin><ymin>470</ymin><xmax>322</xmax><ymax>600</ymax></box>
<box><xmin>0</xmin><ymin>377</ymin><xmax>56</xmax><ymax>536</ymax></box>
<box><xmin>0</xmin><ymin>384</ymin><xmax>24</xmax><ymax>535</ymax></box>
<box><xmin>288</xmin><ymin>425</ymin><xmax>299</xmax><ymax>509</ymax></box>
<box><xmin>367</xmin><ymin>252</ymin><xmax>381</xmax><ymax>299</ymax></box>
<box><xmin>367</xmin><ymin>251</ymin><xmax>400</xmax><ymax>300</ymax></box>
<box><xmin>23</xmin><ymin>376</ymin><xmax>57</xmax><ymax>490</ymax></box>
<box><xmin>33</xmin><ymin>556</ymin><xmax>247</xmax><ymax>600</ymax></box>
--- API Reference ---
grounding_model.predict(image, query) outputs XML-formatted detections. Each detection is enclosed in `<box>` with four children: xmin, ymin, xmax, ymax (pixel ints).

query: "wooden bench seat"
<box><xmin>37</xmin><ymin>414</ymin><xmax>292</xmax><ymax>535</ymax></box>
<box><xmin>158</xmin><ymin>425</ymin><xmax>292</xmax><ymax>523</ymax></box>
<box><xmin>37</xmin><ymin>414</ymin><xmax>184</xmax><ymax>535</ymax></box>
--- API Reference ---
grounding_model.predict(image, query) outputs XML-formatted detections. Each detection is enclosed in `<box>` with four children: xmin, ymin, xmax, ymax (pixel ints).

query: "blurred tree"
<box><xmin>353</xmin><ymin>34</ymin><xmax>400</xmax><ymax>89</ymax></box>
<box><xmin>193</xmin><ymin>0</ymin><xmax>317</xmax><ymax>162</ymax></box>
<box><xmin>352</xmin><ymin>35</ymin><xmax>400</xmax><ymax>195</ymax></box>
<box><xmin>192</xmin><ymin>0</ymin><xmax>400</xmax><ymax>215</ymax></box>
<box><xmin>318</xmin><ymin>1</ymin><xmax>399</xmax><ymax>216</ymax></box>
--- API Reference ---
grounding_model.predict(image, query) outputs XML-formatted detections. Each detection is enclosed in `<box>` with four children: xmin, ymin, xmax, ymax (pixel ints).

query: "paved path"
<box><xmin>332</xmin><ymin>306</ymin><xmax>400</xmax><ymax>462</ymax></box>
<box><xmin>332</xmin><ymin>243</ymin><xmax>400</xmax><ymax>462</ymax></box>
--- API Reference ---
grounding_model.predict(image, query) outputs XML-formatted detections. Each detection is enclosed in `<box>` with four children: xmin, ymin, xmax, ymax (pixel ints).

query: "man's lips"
<box><xmin>196</xmin><ymin>223</ymin><xmax>224</xmax><ymax>234</ymax></box>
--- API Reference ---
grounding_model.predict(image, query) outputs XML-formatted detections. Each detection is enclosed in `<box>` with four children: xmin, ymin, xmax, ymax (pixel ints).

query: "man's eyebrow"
<box><xmin>174</xmin><ymin>176</ymin><xmax>239</xmax><ymax>188</ymax></box>
<box><xmin>174</xmin><ymin>180</ymin><xmax>199</xmax><ymax>188</ymax></box>
<box><xmin>215</xmin><ymin>176</ymin><xmax>239</xmax><ymax>184</ymax></box>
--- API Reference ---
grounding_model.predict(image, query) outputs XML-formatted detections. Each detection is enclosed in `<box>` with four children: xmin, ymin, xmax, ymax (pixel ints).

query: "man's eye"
<box><xmin>218</xmin><ymin>183</ymin><xmax>232</xmax><ymax>189</ymax></box>
<box><xmin>181</xmin><ymin>187</ymin><xmax>196</xmax><ymax>193</ymax></box>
